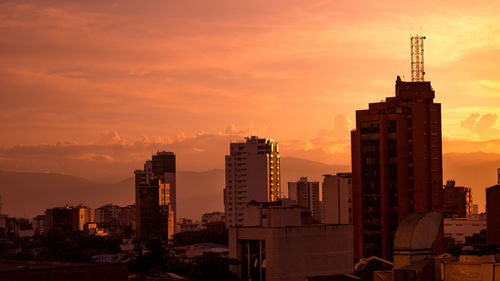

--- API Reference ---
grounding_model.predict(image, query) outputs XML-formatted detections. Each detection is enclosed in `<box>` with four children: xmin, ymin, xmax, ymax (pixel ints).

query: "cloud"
<box><xmin>460</xmin><ymin>113</ymin><xmax>500</xmax><ymax>139</ymax></box>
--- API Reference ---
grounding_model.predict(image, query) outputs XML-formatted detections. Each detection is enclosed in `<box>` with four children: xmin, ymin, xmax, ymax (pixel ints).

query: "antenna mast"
<box><xmin>410</xmin><ymin>34</ymin><xmax>425</xmax><ymax>81</ymax></box>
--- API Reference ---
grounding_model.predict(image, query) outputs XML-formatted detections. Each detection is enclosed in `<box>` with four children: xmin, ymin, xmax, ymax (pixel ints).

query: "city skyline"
<box><xmin>1</xmin><ymin>2</ymin><xmax>499</xmax><ymax>280</ymax></box>
<box><xmin>1</xmin><ymin>1</ymin><xmax>499</xmax><ymax>216</ymax></box>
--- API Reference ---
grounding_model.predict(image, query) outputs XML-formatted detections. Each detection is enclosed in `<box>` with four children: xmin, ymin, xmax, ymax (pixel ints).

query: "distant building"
<box><xmin>32</xmin><ymin>215</ymin><xmax>46</xmax><ymax>235</ymax></box>
<box><xmin>444</xmin><ymin>217</ymin><xmax>486</xmax><ymax>243</ymax></box>
<box><xmin>442</xmin><ymin>180</ymin><xmax>471</xmax><ymax>218</ymax></box>
<box><xmin>229</xmin><ymin>201</ymin><xmax>353</xmax><ymax>281</ymax></box>
<box><xmin>46</xmin><ymin>205</ymin><xmax>93</xmax><ymax>233</ymax></box>
<box><xmin>351</xmin><ymin>76</ymin><xmax>443</xmax><ymax>260</ymax></box>
<box><xmin>95</xmin><ymin>204</ymin><xmax>121</xmax><ymax>225</ymax></box>
<box><xmin>201</xmin><ymin>211</ymin><xmax>226</xmax><ymax>231</ymax></box>
<box><xmin>224</xmin><ymin>136</ymin><xmax>281</xmax><ymax>227</ymax></box>
<box><xmin>288</xmin><ymin>177</ymin><xmax>321</xmax><ymax>222</ymax></box>
<box><xmin>486</xmin><ymin>183</ymin><xmax>500</xmax><ymax>245</ymax></box>
<box><xmin>322</xmin><ymin>173</ymin><xmax>352</xmax><ymax>224</ymax></box>
<box><xmin>119</xmin><ymin>204</ymin><xmax>136</xmax><ymax>229</ymax></box>
<box><xmin>135</xmin><ymin>151</ymin><xmax>176</xmax><ymax>241</ymax></box>
<box><xmin>177</xmin><ymin>218</ymin><xmax>201</xmax><ymax>233</ymax></box>
<box><xmin>95</xmin><ymin>204</ymin><xmax>135</xmax><ymax>230</ymax></box>
<box><xmin>472</xmin><ymin>204</ymin><xmax>479</xmax><ymax>215</ymax></box>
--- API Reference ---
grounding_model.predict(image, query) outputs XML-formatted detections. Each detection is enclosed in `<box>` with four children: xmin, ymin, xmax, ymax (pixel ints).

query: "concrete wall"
<box><xmin>442</xmin><ymin>262</ymin><xmax>500</xmax><ymax>281</ymax></box>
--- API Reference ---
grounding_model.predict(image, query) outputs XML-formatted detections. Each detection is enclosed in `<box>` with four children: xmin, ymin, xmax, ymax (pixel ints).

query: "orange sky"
<box><xmin>0</xmin><ymin>1</ymin><xmax>499</xmax><ymax>179</ymax></box>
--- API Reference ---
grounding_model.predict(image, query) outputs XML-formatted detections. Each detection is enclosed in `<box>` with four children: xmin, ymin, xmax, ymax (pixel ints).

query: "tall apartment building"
<box><xmin>224</xmin><ymin>136</ymin><xmax>281</xmax><ymax>227</ymax></box>
<box><xmin>322</xmin><ymin>173</ymin><xmax>352</xmax><ymax>224</ymax></box>
<box><xmin>288</xmin><ymin>177</ymin><xmax>321</xmax><ymax>222</ymax></box>
<box><xmin>135</xmin><ymin>151</ymin><xmax>176</xmax><ymax>241</ymax></box>
<box><xmin>351</xmin><ymin>76</ymin><xmax>443</xmax><ymax>260</ymax></box>
<box><xmin>442</xmin><ymin>180</ymin><xmax>471</xmax><ymax>218</ymax></box>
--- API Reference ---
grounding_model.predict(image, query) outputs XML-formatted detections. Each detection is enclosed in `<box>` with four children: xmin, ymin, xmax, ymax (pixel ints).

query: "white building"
<box><xmin>229</xmin><ymin>201</ymin><xmax>354</xmax><ymax>281</ymax></box>
<box><xmin>322</xmin><ymin>173</ymin><xmax>352</xmax><ymax>224</ymax></box>
<box><xmin>288</xmin><ymin>177</ymin><xmax>321</xmax><ymax>222</ymax></box>
<box><xmin>224</xmin><ymin>136</ymin><xmax>280</xmax><ymax>227</ymax></box>
<box><xmin>444</xmin><ymin>217</ymin><xmax>487</xmax><ymax>243</ymax></box>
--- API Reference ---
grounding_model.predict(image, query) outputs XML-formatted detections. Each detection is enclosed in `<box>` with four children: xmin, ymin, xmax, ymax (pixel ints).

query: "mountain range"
<box><xmin>0</xmin><ymin>153</ymin><xmax>498</xmax><ymax>219</ymax></box>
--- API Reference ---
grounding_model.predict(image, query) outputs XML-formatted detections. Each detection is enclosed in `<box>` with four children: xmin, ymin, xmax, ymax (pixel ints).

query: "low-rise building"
<box><xmin>177</xmin><ymin>218</ymin><xmax>201</xmax><ymax>233</ymax></box>
<box><xmin>441</xmin><ymin>249</ymin><xmax>500</xmax><ymax>281</ymax></box>
<box><xmin>444</xmin><ymin>217</ymin><xmax>487</xmax><ymax>244</ymax></box>
<box><xmin>45</xmin><ymin>205</ymin><xmax>93</xmax><ymax>233</ymax></box>
<box><xmin>201</xmin><ymin>211</ymin><xmax>226</xmax><ymax>231</ymax></box>
<box><xmin>229</xmin><ymin>201</ymin><xmax>354</xmax><ymax>281</ymax></box>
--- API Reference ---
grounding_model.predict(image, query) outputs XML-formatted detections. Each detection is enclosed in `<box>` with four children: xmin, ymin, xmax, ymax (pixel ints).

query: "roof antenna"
<box><xmin>410</xmin><ymin>31</ymin><xmax>425</xmax><ymax>82</ymax></box>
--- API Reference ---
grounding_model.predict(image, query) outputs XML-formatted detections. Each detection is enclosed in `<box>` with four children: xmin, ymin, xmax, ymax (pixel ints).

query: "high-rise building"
<box><xmin>288</xmin><ymin>177</ymin><xmax>321</xmax><ymax>222</ymax></box>
<box><xmin>486</xmin><ymin>182</ymin><xmax>500</xmax><ymax>245</ymax></box>
<box><xmin>442</xmin><ymin>180</ymin><xmax>471</xmax><ymax>218</ymax></box>
<box><xmin>135</xmin><ymin>151</ymin><xmax>176</xmax><ymax>241</ymax></box>
<box><xmin>224</xmin><ymin>136</ymin><xmax>281</xmax><ymax>227</ymax></box>
<box><xmin>322</xmin><ymin>173</ymin><xmax>352</xmax><ymax>225</ymax></box>
<box><xmin>351</xmin><ymin>76</ymin><xmax>443</xmax><ymax>260</ymax></box>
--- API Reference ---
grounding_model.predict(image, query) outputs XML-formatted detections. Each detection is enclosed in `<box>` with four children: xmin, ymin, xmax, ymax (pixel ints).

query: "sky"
<box><xmin>0</xmin><ymin>1</ymin><xmax>499</xmax><ymax>180</ymax></box>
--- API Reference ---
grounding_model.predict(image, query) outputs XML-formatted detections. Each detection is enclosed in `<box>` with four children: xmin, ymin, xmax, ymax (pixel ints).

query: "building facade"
<box><xmin>442</xmin><ymin>180</ymin><xmax>471</xmax><ymax>218</ymax></box>
<box><xmin>322</xmin><ymin>173</ymin><xmax>352</xmax><ymax>224</ymax></box>
<box><xmin>351</xmin><ymin>76</ymin><xmax>443</xmax><ymax>260</ymax></box>
<box><xmin>135</xmin><ymin>151</ymin><xmax>176</xmax><ymax>241</ymax></box>
<box><xmin>224</xmin><ymin>136</ymin><xmax>281</xmax><ymax>227</ymax></box>
<box><xmin>288</xmin><ymin>177</ymin><xmax>321</xmax><ymax>222</ymax></box>
<box><xmin>229</xmin><ymin>201</ymin><xmax>353</xmax><ymax>281</ymax></box>
<box><xmin>443</xmin><ymin>217</ymin><xmax>486</xmax><ymax>244</ymax></box>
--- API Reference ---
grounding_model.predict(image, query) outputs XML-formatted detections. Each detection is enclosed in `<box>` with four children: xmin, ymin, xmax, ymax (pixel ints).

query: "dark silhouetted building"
<box><xmin>288</xmin><ymin>177</ymin><xmax>321</xmax><ymax>222</ymax></box>
<box><xmin>46</xmin><ymin>205</ymin><xmax>93</xmax><ymax>233</ymax></box>
<box><xmin>135</xmin><ymin>151</ymin><xmax>176</xmax><ymax>241</ymax></box>
<box><xmin>351</xmin><ymin>76</ymin><xmax>443</xmax><ymax>261</ymax></box>
<box><xmin>442</xmin><ymin>180</ymin><xmax>471</xmax><ymax>218</ymax></box>
<box><xmin>486</xmin><ymin>183</ymin><xmax>500</xmax><ymax>245</ymax></box>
